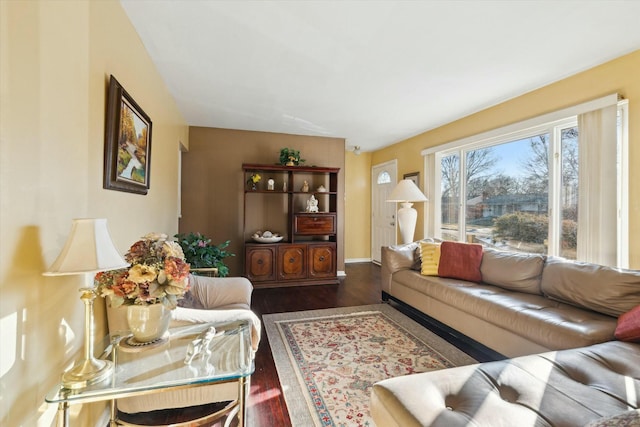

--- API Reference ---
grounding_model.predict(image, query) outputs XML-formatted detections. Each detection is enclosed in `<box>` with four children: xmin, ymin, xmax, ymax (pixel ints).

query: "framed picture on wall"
<box><xmin>403</xmin><ymin>171</ymin><xmax>420</xmax><ymax>189</ymax></box>
<box><xmin>103</xmin><ymin>75</ymin><xmax>152</xmax><ymax>195</ymax></box>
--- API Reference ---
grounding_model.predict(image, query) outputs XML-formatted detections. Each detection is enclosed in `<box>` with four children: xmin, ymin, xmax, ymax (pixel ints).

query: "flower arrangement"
<box><xmin>247</xmin><ymin>173</ymin><xmax>261</xmax><ymax>190</ymax></box>
<box><xmin>174</xmin><ymin>232</ymin><xmax>235</xmax><ymax>277</ymax></box>
<box><xmin>95</xmin><ymin>233</ymin><xmax>190</xmax><ymax>309</ymax></box>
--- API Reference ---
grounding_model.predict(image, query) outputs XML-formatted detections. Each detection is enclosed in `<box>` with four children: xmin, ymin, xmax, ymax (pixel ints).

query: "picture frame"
<box><xmin>403</xmin><ymin>171</ymin><xmax>420</xmax><ymax>189</ymax></box>
<box><xmin>103</xmin><ymin>75</ymin><xmax>152</xmax><ymax>195</ymax></box>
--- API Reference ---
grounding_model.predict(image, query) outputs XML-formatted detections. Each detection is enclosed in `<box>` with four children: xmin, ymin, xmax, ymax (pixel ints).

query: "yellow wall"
<box><xmin>0</xmin><ymin>1</ymin><xmax>188</xmax><ymax>425</ymax></box>
<box><xmin>370</xmin><ymin>50</ymin><xmax>640</xmax><ymax>268</ymax></box>
<box><xmin>345</xmin><ymin>151</ymin><xmax>372</xmax><ymax>260</ymax></box>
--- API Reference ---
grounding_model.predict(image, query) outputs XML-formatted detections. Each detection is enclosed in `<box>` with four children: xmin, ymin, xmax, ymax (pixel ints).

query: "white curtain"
<box><xmin>424</xmin><ymin>153</ymin><xmax>437</xmax><ymax>238</ymax></box>
<box><xmin>577</xmin><ymin>105</ymin><xmax>617</xmax><ymax>266</ymax></box>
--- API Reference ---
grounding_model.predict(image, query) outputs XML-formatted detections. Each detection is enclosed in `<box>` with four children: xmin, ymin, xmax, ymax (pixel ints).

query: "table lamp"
<box><xmin>43</xmin><ymin>218</ymin><xmax>128</xmax><ymax>389</ymax></box>
<box><xmin>387</xmin><ymin>179</ymin><xmax>428</xmax><ymax>244</ymax></box>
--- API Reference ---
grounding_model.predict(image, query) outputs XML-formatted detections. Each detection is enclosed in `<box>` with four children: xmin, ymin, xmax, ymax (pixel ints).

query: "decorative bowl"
<box><xmin>252</xmin><ymin>235</ymin><xmax>284</xmax><ymax>243</ymax></box>
<box><xmin>251</xmin><ymin>231</ymin><xmax>283</xmax><ymax>243</ymax></box>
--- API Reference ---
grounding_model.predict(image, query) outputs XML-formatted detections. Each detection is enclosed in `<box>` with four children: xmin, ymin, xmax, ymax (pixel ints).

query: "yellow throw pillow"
<box><xmin>419</xmin><ymin>241</ymin><xmax>441</xmax><ymax>276</ymax></box>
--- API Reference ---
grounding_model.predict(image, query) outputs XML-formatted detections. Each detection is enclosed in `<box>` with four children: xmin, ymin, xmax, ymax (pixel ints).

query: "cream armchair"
<box><xmin>106</xmin><ymin>274</ymin><xmax>261</xmax><ymax>424</ymax></box>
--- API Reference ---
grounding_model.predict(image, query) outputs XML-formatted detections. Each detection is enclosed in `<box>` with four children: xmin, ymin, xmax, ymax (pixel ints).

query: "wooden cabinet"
<box><xmin>242</xmin><ymin>164</ymin><xmax>339</xmax><ymax>287</ymax></box>
<box><xmin>277</xmin><ymin>245</ymin><xmax>306</xmax><ymax>281</ymax></box>
<box><xmin>308</xmin><ymin>243</ymin><xmax>336</xmax><ymax>279</ymax></box>
<box><xmin>245</xmin><ymin>244</ymin><xmax>276</xmax><ymax>282</ymax></box>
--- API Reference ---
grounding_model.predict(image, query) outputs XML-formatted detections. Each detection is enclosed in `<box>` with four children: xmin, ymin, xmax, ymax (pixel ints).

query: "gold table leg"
<box><xmin>238</xmin><ymin>376</ymin><xmax>246</xmax><ymax>427</ymax></box>
<box><xmin>56</xmin><ymin>402</ymin><xmax>69</xmax><ymax>427</ymax></box>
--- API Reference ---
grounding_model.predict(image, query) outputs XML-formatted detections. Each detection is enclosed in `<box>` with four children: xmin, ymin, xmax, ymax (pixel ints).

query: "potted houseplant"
<box><xmin>95</xmin><ymin>233</ymin><xmax>191</xmax><ymax>342</ymax></box>
<box><xmin>174</xmin><ymin>232</ymin><xmax>235</xmax><ymax>277</ymax></box>
<box><xmin>279</xmin><ymin>148</ymin><xmax>305</xmax><ymax>166</ymax></box>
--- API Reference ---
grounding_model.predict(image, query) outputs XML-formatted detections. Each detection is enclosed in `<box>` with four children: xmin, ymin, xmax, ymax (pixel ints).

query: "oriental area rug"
<box><xmin>263</xmin><ymin>304</ymin><xmax>477</xmax><ymax>427</ymax></box>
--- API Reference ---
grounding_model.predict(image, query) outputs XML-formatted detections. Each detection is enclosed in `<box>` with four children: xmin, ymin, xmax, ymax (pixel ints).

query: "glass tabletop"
<box><xmin>46</xmin><ymin>320</ymin><xmax>253</xmax><ymax>404</ymax></box>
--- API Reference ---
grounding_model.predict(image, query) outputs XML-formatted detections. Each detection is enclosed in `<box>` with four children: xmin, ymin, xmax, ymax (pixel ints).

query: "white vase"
<box><xmin>126</xmin><ymin>304</ymin><xmax>171</xmax><ymax>343</ymax></box>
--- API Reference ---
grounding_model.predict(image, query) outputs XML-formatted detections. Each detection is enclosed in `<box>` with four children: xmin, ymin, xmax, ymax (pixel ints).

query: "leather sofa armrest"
<box><xmin>381</xmin><ymin>243</ymin><xmax>419</xmax><ymax>294</ymax></box>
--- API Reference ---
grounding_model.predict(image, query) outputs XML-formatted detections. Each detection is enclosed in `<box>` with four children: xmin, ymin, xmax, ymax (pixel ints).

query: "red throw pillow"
<box><xmin>615</xmin><ymin>305</ymin><xmax>640</xmax><ymax>342</ymax></box>
<box><xmin>438</xmin><ymin>241</ymin><xmax>483</xmax><ymax>282</ymax></box>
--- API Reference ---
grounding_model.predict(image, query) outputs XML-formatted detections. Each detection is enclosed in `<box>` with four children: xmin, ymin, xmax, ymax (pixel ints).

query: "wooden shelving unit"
<box><xmin>242</xmin><ymin>163</ymin><xmax>340</xmax><ymax>287</ymax></box>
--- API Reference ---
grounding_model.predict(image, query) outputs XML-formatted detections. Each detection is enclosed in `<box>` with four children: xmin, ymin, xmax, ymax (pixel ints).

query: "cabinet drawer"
<box><xmin>294</xmin><ymin>214</ymin><xmax>336</xmax><ymax>235</ymax></box>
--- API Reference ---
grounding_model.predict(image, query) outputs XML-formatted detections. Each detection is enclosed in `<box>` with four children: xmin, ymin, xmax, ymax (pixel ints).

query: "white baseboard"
<box><xmin>345</xmin><ymin>258</ymin><xmax>372</xmax><ymax>263</ymax></box>
<box><xmin>337</xmin><ymin>270</ymin><xmax>346</xmax><ymax>277</ymax></box>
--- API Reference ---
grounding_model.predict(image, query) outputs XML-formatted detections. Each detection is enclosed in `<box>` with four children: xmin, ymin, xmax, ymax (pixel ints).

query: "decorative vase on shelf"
<box><xmin>126</xmin><ymin>303</ymin><xmax>171</xmax><ymax>343</ymax></box>
<box><xmin>247</xmin><ymin>173</ymin><xmax>261</xmax><ymax>191</ymax></box>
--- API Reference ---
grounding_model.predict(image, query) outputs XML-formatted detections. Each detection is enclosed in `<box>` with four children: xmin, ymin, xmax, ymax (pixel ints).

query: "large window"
<box><xmin>438</xmin><ymin>122</ymin><xmax>575</xmax><ymax>257</ymax></box>
<box><xmin>426</xmin><ymin>95</ymin><xmax>628</xmax><ymax>267</ymax></box>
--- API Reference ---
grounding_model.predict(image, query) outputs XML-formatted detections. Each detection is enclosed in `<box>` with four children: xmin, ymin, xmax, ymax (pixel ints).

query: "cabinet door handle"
<box><xmin>319</xmin><ymin>256</ymin><xmax>325</xmax><ymax>262</ymax></box>
<box><xmin>257</xmin><ymin>259</ymin><xmax>263</xmax><ymax>265</ymax></box>
<box><xmin>289</xmin><ymin>258</ymin><xmax>295</xmax><ymax>263</ymax></box>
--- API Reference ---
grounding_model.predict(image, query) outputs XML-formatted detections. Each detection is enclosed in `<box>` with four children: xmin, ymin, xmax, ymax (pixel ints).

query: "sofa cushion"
<box><xmin>585</xmin><ymin>410</ymin><xmax>640</xmax><ymax>427</ymax></box>
<box><xmin>480</xmin><ymin>248</ymin><xmax>545</xmax><ymax>295</ymax></box>
<box><xmin>541</xmin><ymin>257</ymin><xmax>640</xmax><ymax>317</ymax></box>
<box><xmin>372</xmin><ymin>341</ymin><xmax>640</xmax><ymax>427</ymax></box>
<box><xmin>388</xmin><ymin>239</ymin><xmax>441</xmax><ymax>272</ymax></box>
<box><xmin>438</xmin><ymin>241</ymin><xmax>483</xmax><ymax>282</ymax></box>
<box><xmin>384</xmin><ymin>241</ymin><xmax>421</xmax><ymax>271</ymax></box>
<box><xmin>419</xmin><ymin>241</ymin><xmax>441</xmax><ymax>276</ymax></box>
<box><xmin>615</xmin><ymin>305</ymin><xmax>640</xmax><ymax>342</ymax></box>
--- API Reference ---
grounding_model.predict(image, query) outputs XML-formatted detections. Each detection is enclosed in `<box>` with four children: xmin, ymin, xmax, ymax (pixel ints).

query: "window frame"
<box><xmin>422</xmin><ymin>95</ymin><xmax>627</xmax><ymax>266</ymax></box>
<box><xmin>434</xmin><ymin>117</ymin><xmax>576</xmax><ymax>256</ymax></box>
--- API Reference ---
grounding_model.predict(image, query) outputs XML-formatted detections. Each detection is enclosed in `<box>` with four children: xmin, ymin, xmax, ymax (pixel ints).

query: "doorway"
<box><xmin>371</xmin><ymin>160</ymin><xmax>397</xmax><ymax>264</ymax></box>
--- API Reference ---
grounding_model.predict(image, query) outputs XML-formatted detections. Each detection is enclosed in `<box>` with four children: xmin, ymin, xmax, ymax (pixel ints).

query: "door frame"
<box><xmin>371</xmin><ymin>160</ymin><xmax>398</xmax><ymax>264</ymax></box>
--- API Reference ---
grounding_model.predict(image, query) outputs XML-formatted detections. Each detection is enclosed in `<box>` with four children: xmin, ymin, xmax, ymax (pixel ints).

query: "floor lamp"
<box><xmin>387</xmin><ymin>179</ymin><xmax>428</xmax><ymax>244</ymax></box>
<box><xmin>43</xmin><ymin>218</ymin><xmax>128</xmax><ymax>389</ymax></box>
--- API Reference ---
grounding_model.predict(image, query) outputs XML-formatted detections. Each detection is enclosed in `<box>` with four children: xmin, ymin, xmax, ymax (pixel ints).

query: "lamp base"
<box><xmin>62</xmin><ymin>357</ymin><xmax>113</xmax><ymax>390</ymax></box>
<box><xmin>397</xmin><ymin>202</ymin><xmax>418</xmax><ymax>244</ymax></box>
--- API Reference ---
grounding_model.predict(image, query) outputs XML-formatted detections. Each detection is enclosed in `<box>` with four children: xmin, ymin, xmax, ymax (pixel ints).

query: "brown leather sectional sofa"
<box><xmin>381</xmin><ymin>242</ymin><xmax>640</xmax><ymax>357</ymax></box>
<box><xmin>374</xmin><ymin>242</ymin><xmax>640</xmax><ymax>426</ymax></box>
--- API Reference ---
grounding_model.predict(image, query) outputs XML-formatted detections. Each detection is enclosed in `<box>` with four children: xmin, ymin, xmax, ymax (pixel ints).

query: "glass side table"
<box><xmin>46</xmin><ymin>320</ymin><xmax>253</xmax><ymax>427</ymax></box>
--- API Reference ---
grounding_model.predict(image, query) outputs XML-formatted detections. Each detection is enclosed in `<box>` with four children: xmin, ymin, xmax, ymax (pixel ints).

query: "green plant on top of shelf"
<box><xmin>279</xmin><ymin>148</ymin><xmax>305</xmax><ymax>166</ymax></box>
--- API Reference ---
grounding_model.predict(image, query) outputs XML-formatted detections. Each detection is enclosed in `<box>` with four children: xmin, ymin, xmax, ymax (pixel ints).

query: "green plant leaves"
<box><xmin>174</xmin><ymin>232</ymin><xmax>235</xmax><ymax>277</ymax></box>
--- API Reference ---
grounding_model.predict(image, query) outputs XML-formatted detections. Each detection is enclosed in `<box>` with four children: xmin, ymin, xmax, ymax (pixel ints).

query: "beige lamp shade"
<box><xmin>386</xmin><ymin>179</ymin><xmax>428</xmax><ymax>202</ymax></box>
<box><xmin>43</xmin><ymin>218</ymin><xmax>127</xmax><ymax>276</ymax></box>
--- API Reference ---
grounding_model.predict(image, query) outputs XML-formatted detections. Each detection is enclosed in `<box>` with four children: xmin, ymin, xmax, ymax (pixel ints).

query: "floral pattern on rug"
<box><xmin>277</xmin><ymin>311</ymin><xmax>458</xmax><ymax>427</ymax></box>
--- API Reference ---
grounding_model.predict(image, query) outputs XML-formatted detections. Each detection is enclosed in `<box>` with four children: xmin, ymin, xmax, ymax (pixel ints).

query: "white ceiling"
<box><xmin>121</xmin><ymin>1</ymin><xmax>640</xmax><ymax>153</ymax></box>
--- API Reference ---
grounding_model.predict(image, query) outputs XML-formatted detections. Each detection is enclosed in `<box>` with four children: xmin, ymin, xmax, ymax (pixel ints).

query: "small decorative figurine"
<box><xmin>283</xmin><ymin>181</ymin><xmax>288</xmax><ymax>192</ymax></box>
<box><xmin>301</xmin><ymin>180</ymin><xmax>309</xmax><ymax>192</ymax></box>
<box><xmin>267</xmin><ymin>178</ymin><xmax>275</xmax><ymax>191</ymax></box>
<box><xmin>306</xmin><ymin>195</ymin><xmax>319</xmax><ymax>213</ymax></box>
<box><xmin>184</xmin><ymin>326</ymin><xmax>216</xmax><ymax>365</ymax></box>
<box><xmin>317</xmin><ymin>185</ymin><xmax>327</xmax><ymax>192</ymax></box>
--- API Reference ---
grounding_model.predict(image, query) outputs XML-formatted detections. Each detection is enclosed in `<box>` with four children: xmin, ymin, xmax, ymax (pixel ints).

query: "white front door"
<box><xmin>371</xmin><ymin>160</ymin><xmax>398</xmax><ymax>264</ymax></box>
